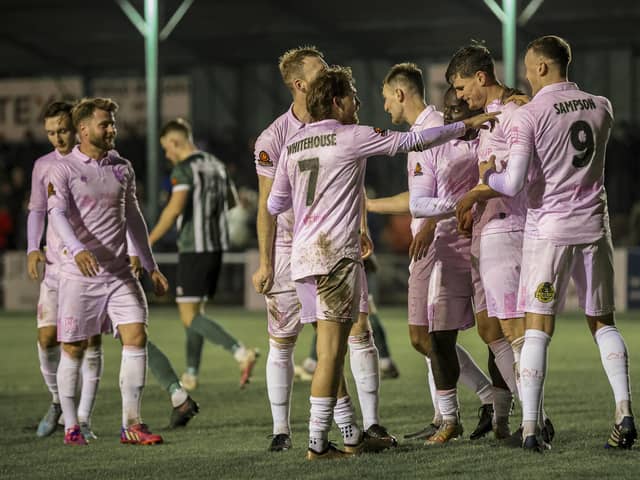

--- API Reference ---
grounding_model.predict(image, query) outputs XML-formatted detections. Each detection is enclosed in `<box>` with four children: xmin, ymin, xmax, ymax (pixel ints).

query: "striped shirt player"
<box><xmin>170</xmin><ymin>150</ymin><xmax>233</xmax><ymax>302</ymax></box>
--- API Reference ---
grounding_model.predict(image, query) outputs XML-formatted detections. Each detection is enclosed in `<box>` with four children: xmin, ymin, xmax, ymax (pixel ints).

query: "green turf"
<box><xmin>0</xmin><ymin>306</ymin><xmax>638</xmax><ymax>479</ymax></box>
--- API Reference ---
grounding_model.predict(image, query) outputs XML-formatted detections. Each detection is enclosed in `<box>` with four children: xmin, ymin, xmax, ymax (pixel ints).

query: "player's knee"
<box><xmin>409</xmin><ymin>327</ymin><xmax>431</xmax><ymax>356</ymax></box>
<box><xmin>477</xmin><ymin>322</ymin><xmax>503</xmax><ymax>344</ymax></box>
<box><xmin>350</xmin><ymin>313</ymin><xmax>370</xmax><ymax>335</ymax></box>
<box><xmin>586</xmin><ymin>313</ymin><xmax>615</xmax><ymax>336</ymax></box>
<box><xmin>62</xmin><ymin>341</ymin><xmax>87</xmax><ymax>359</ymax></box>
<box><xmin>37</xmin><ymin>327</ymin><xmax>58</xmax><ymax>349</ymax></box>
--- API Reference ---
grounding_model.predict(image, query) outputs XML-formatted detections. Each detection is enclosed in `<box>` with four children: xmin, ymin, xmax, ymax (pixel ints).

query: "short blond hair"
<box><xmin>71</xmin><ymin>97</ymin><xmax>118</xmax><ymax>128</ymax></box>
<box><xmin>278</xmin><ymin>46</ymin><xmax>324</xmax><ymax>92</ymax></box>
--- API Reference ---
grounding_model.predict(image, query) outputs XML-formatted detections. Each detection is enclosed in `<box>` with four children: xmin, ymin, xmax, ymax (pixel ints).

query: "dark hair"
<box><xmin>42</xmin><ymin>101</ymin><xmax>74</xmax><ymax>121</ymax></box>
<box><xmin>306</xmin><ymin>66</ymin><xmax>355</xmax><ymax>122</ymax></box>
<box><xmin>384</xmin><ymin>62</ymin><xmax>424</xmax><ymax>98</ymax></box>
<box><xmin>160</xmin><ymin>117</ymin><xmax>193</xmax><ymax>138</ymax></box>
<box><xmin>527</xmin><ymin>35</ymin><xmax>572</xmax><ymax>73</ymax></box>
<box><xmin>445</xmin><ymin>43</ymin><xmax>496</xmax><ymax>84</ymax></box>
<box><xmin>71</xmin><ymin>97</ymin><xmax>118</xmax><ymax>128</ymax></box>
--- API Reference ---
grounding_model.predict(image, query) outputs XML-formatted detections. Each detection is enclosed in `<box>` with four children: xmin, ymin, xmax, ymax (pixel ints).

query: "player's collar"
<box><xmin>287</xmin><ymin>104</ymin><xmax>305</xmax><ymax>129</ymax></box>
<box><xmin>412</xmin><ymin>104</ymin><xmax>437</xmax><ymax>128</ymax></box>
<box><xmin>72</xmin><ymin>145</ymin><xmax>112</xmax><ymax>164</ymax></box>
<box><xmin>535</xmin><ymin>81</ymin><xmax>579</xmax><ymax>98</ymax></box>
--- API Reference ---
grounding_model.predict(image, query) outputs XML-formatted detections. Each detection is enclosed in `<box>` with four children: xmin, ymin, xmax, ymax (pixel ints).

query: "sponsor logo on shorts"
<box><xmin>534</xmin><ymin>282</ymin><xmax>555</xmax><ymax>303</ymax></box>
<box><xmin>176</xmin><ymin>286</ymin><xmax>183</xmax><ymax>296</ymax></box>
<box><xmin>64</xmin><ymin>316</ymin><xmax>77</xmax><ymax>334</ymax></box>
<box><xmin>373</xmin><ymin>127</ymin><xmax>388</xmax><ymax>137</ymax></box>
<box><xmin>413</xmin><ymin>162</ymin><xmax>423</xmax><ymax>176</ymax></box>
<box><xmin>258</xmin><ymin>150</ymin><xmax>273</xmax><ymax>166</ymax></box>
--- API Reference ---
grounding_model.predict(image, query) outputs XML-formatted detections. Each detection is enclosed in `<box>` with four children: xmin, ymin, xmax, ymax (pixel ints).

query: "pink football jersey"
<box><xmin>407</xmin><ymin>105</ymin><xmax>444</xmax><ymax>236</ymax></box>
<box><xmin>47</xmin><ymin>146</ymin><xmax>156</xmax><ymax>278</ymax></box>
<box><xmin>411</xmin><ymin>138</ymin><xmax>480</xmax><ymax>266</ymax></box>
<box><xmin>510</xmin><ymin>82</ymin><xmax>613</xmax><ymax>244</ymax></box>
<box><xmin>254</xmin><ymin>105</ymin><xmax>305</xmax><ymax>249</ymax></box>
<box><xmin>28</xmin><ymin>150</ymin><xmax>65</xmax><ymax>266</ymax></box>
<box><xmin>475</xmin><ymin>99</ymin><xmax>527</xmax><ymax>235</ymax></box>
<box><xmin>268</xmin><ymin>119</ymin><xmax>465</xmax><ymax>280</ymax></box>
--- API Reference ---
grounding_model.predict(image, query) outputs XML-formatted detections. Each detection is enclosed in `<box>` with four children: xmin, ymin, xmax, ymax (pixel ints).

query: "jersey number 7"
<box><xmin>298</xmin><ymin>157</ymin><xmax>319</xmax><ymax>206</ymax></box>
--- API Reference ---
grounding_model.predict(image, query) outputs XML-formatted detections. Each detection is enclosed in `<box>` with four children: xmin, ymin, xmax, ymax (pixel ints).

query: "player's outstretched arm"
<box><xmin>367</xmin><ymin>191</ymin><xmax>410</xmax><ymax>215</ymax></box>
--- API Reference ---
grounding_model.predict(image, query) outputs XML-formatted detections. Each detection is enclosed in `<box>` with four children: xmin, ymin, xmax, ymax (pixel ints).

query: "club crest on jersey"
<box><xmin>534</xmin><ymin>282</ymin><xmax>555</xmax><ymax>303</ymax></box>
<box><xmin>258</xmin><ymin>150</ymin><xmax>273</xmax><ymax>166</ymax></box>
<box><xmin>373</xmin><ymin>127</ymin><xmax>388</xmax><ymax>137</ymax></box>
<box><xmin>413</xmin><ymin>162</ymin><xmax>424</xmax><ymax>176</ymax></box>
<box><xmin>47</xmin><ymin>182</ymin><xmax>56</xmax><ymax>197</ymax></box>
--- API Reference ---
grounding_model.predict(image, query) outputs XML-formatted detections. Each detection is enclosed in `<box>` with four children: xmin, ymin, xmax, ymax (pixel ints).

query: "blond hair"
<box><xmin>278</xmin><ymin>46</ymin><xmax>324</xmax><ymax>92</ymax></box>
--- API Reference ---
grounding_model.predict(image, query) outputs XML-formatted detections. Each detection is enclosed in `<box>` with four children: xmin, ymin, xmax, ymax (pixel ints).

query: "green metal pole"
<box><xmin>145</xmin><ymin>0</ymin><xmax>159</xmax><ymax>222</ymax></box>
<box><xmin>502</xmin><ymin>0</ymin><xmax>517</xmax><ymax>87</ymax></box>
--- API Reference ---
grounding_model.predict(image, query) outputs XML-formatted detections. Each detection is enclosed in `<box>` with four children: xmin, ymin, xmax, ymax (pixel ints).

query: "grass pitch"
<box><xmin>1</xmin><ymin>306</ymin><xmax>638</xmax><ymax>479</ymax></box>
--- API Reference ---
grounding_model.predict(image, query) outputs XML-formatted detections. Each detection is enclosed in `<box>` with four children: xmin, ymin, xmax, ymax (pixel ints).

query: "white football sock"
<box><xmin>266</xmin><ymin>339</ymin><xmax>295</xmax><ymax>435</ymax></box>
<box><xmin>425</xmin><ymin>357</ymin><xmax>441</xmax><ymax>424</ymax></box>
<box><xmin>333</xmin><ymin>396</ymin><xmax>362</xmax><ymax>446</ymax></box>
<box><xmin>170</xmin><ymin>388</ymin><xmax>188</xmax><ymax>408</ymax></box>
<box><xmin>38</xmin><ymin>342</ymin><xmax>61</xmax><ymax>404</ymax></box>
<box><xmin>437</xmin><ymin>388</ymin><xmax>459</xmax><ymax>423</ymax></box>
<box><xmin>77</xmin><ymin>345</ymin><xmax>103</xmax><ymax>424</ymax></box>
<box><xmin>520</xmin><ymin>329</ymin><xmax>550</xmax><ymax>437</ymax></box>
<box><xmin>489</xmin><ymin>338</ymin><xmax>517</xmax><ymax>395</ymax></box>
<box><xmin>309</xmin><ymin>396</ymin><xmax>336</xmax><ymax>453</ymax></box>
<box><xmin>456</xmin><ymin>344</ymin><xmax>493</xmax><ymax>405</ymax></box>
<box><xmin>511</xmin><ymin>336</ymin><xmax>525</xmax><ymax>402</ymax></box>
<box><xmin>57</xmin><ymin>350</ymin><xmax>81</xmax><ymax>430</ymax></box>
<box><xmin>349</xmin><ymin>331</ymin><xmax>380</xmax><ymax>430</ymax></box>
<box><xmin>595</xmin><ymin>326</ymin><xmax>632</xmax><ymax>423</ymax></box>
<box><xmin>120</xmin><ymin>345</ymin><xmax>147</xmax><ymax>428</ymax></box>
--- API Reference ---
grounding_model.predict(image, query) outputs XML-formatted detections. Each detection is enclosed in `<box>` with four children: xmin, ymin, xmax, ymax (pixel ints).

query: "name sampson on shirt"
<box><xmin>287</xmin><ymin>133</ymin><xmax>337</xmax><ymax>155</ymax></box>
<box><xmin>553</xmin><ymin>97</ymin><xmax>597</xmax><ymax>115</ymax></box>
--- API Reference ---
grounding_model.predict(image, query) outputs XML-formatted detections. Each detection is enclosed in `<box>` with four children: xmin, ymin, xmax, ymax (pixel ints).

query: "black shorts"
<box><xmin>176</xmin><ymin>252</ymin><xmax>222</xmax><ymax>302</ymax></box>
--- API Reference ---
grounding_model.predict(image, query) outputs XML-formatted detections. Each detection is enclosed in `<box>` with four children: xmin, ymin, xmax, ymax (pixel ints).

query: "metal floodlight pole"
<box><xmin>502</xmin><ymin>0</ymin><xmax>517</xmax><ymax>87</ymax></box>
<box><xmin>145</xmin><ymin>0</ymin><xmax>160</xmax><ymax>222</ymax></box>
<box><xmin>116</xmin><ymin>0</ymin><xmax>194</xmax><ymax>222</ymax></box>
<box><xmin>483</xmin><ymin>0</ymin><xmax>544</xmax><ymax>88</ymax></box>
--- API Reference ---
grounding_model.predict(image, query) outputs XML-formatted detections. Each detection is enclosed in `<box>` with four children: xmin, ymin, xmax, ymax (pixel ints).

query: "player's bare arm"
<box><xmin>150</xmin><ymin>269</ymin><xmax>169</xmax><ymax>296</ymax></box>
<box><xmin>478</xmin><ymin>154</ymin><xmax>497</xmax><ymax>181</ymax></box>
<box><xmin>252</xmin><ymin>174</ymin><xmax>277</xmax><ymax>294</ymax></box>
<box><xmin>367</xmin><ymin>191</ymin><xmax>410</xmax><ymax>214</ymax></box>
<box><xmin>360</xmin><ymin>186</ymin><xmax>373</xmax><ymax>260</ymax></box>
<box><xmin>409</xmin><ymin>218</ymin><xmax>437</xmax><ymax>261</ymax></box>
<box><xmin>455</xmin><ymin>184</ymin><xmax>502</xmax><ymax>225</ymax></box>
<box><xmin>462</xmin><ymin>111</ymin><xmax>501</xmax><ymax>131</ymax></box>
<box><xmin>27</xmin><ymin>250</ymin><xmax>46</xmax><ymax>281</ymax></box>
<box><xmin>148</xmin><ymin>189</ymin><xmax>189</xmax><ymax>247</ymax></box>
<box><xmin>74</xmin><ymin>250</ymin><xmax>100</xmax><ymax>277</ymax></box>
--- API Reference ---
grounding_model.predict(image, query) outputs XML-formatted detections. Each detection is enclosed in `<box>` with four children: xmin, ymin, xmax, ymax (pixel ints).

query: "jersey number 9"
<box><xmin>569</xmin><ymin>120</ymin><xmax>595</xmax><ymax>168</ymax></box>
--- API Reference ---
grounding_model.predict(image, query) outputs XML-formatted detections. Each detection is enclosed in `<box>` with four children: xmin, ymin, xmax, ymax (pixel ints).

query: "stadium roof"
<box><xmin>1</xmin><ymin>0</ymin><xmax>639</xmax><ymax>77</ymax></box>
